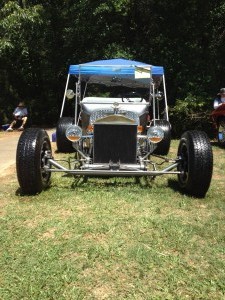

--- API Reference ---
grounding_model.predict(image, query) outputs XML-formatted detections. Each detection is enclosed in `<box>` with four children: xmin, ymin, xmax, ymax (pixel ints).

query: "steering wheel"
<box><xmin>121</xmin><ymin>91</ymin><xmax>144</xmax><ymax>102</ymax></box>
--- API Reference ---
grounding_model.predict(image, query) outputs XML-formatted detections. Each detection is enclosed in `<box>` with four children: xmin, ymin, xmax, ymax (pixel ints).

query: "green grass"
<box><xmin>0</xmin><ymin>141</ymin><xmax>225</xmax><ymax>299</ymax></box>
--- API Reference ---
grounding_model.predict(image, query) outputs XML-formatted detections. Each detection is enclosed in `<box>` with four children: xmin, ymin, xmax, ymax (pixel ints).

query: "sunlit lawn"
<box><xmin>0</xmin><ymin>140</ymin><xmax>224</xmax><ymax>299</ymax></box>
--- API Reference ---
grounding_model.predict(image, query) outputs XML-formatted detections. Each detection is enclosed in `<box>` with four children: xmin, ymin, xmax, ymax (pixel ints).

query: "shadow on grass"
<box><xmin>167</xmin><ymin>178</ymin><xmax>184</xmax><ymax>195</ymax></box>
<box><xmin>15</xmin><ymin>178</ymin><xmax>207</xmax><ymax>200</ymax></box>
<box><xmin>69</xmin><ymin>175</ymin><xmax>155</xmax><ymax>190</ymax></box>
<box><xmin>15</xmin><ymin>185</ymin><xmax>52</xmax><ymax>198</ymax></box>
<box><xmin>211</xmin><ymin>141</ymin><xmax>225</xmax><ymax>149</ymax></box>
<box><xmin>167</xmin><ymin>178</ymin><xmax>206</xmax><ymax>199</ymax></box>
<box><xmin>15</xmin><ymin>187</ymin><xmax>23</xmax><ymax>196</ymax></box>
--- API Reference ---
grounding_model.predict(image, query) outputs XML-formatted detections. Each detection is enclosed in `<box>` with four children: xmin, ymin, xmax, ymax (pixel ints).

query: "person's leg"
<box><xmin>22</xmin><ymin>116</ymin><xmax>27</xmax><ymax>126</ymax></box>
<box><xmin>18</xmin><ymin>117</ymin><xmax>27</xmax><ymax>130</ymax></box>
<box><xmin>7</xmin><ymin>120</ymin><xmax>16</xmax><ymax>131</ymax></box>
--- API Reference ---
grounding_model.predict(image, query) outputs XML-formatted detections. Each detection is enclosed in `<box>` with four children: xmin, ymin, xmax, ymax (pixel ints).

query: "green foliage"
<box><xmin>0</xmin><ymin>2</ymin><xmax>44</xmax><ymax>55</ymax></box>
<box><xmin>170</xmin><ymin>94</ymin><xmax>213</xmax><ymax>138</ymax></box>
<box><xmin>0</xmin><ymin>1</ymin><xmax>46</xmax><ymax>122</ymax></box>
<box><xmin>0</xmin><ymin>0</ymin><xmax>224</xmax><ymax>126</ymax></box>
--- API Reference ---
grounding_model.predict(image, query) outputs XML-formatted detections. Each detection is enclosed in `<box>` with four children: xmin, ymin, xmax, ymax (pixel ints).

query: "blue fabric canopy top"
<box><xmin>69</xmin><ymin>58</ymin><xmax>164</xmax><ymax>88</ymax></box>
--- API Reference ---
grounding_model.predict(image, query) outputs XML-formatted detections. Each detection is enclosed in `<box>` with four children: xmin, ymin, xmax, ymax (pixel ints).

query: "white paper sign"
<box><xmin>135</xmin><ymin>66</ymin><xmax>151</xmax><ymax>78</ymax></box>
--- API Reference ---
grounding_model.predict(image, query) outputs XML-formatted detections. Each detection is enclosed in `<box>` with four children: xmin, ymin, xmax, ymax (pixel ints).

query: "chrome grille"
<box><xmin>90</xmin><ymin>109</ymin><xmax>139</xmax><ymax>125</ymax></box>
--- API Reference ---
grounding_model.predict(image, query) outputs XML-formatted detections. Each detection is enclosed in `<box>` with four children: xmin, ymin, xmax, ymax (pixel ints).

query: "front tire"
<box><xmin>56</xmin><ymin>117</ymin><xmax>74</xmax><ymax>153</ymax></box>
<box><xmin>177</xmin><ymin>130</ymin><xmax>213</xmax><ymax>198</ymax></box>
<box><xmin>217</xmin><ymin>117</ymin><xmax>225</xmax><ymax>147</ymax></box>
<box><xmin>16</xmin><ymin>128</ymin><xmax>52</xmax><ymax>195</ymax></box>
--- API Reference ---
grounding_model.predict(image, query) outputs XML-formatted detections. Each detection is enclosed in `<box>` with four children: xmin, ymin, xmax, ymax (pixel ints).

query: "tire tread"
<box><xmin>178</xmin><ymin>130</ymin><xmax>213</xmax><ymax>197</ymax></box>
<box><xmin>16</xmin><ymin>128</ymin><xmax>51</xmax><ymax>194</ymax></box>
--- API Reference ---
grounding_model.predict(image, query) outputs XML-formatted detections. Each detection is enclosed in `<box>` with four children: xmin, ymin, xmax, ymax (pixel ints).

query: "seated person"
<box><xmin>213</xmin><ymin>88</ymin><xmax>225</xmax><ymax>109</ymax></box>
<box><xmin>7</xmin><ymin>102</ymin><xmax>28</xmax><ymax>131</ymax></box>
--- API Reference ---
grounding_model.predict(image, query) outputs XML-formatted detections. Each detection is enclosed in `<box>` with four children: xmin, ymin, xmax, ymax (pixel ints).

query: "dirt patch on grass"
<box><xmin>92</xmin><ymin>284</ymin><xmax>115</xmax><ymax>299</ymax></box>
<box><xmin>0</xmin><ymin>165</ymin><xmax>16</xmax><ymax>180</ymax></box>
<box><xmin>40</xmin><ymin>227</ymin><xmax>57</xmax><ymax>239</ymax></box>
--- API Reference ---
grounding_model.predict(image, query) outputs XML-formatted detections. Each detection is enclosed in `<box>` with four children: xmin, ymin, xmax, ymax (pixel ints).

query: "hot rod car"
<box><xmin>16</xmin><ymin>58</ymin><xmax>213</xmax><ymax>197</ymax></box>
<box><xmin>211</xmin><ymin>103</ymin><xmax>225</xmax><ymax>147</ymax></box>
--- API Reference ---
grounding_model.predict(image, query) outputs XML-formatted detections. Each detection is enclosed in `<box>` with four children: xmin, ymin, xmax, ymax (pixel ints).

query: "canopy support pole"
<box><xmin>60</xmin><ymin>74</ymin><xmax>70</xmax><ymax>118</ymax></box>
<box><xmin>152</xmin><ymin>82</ymin><xmax>156</xmax><ymax>126</ymax></box>
<box><xmin>74</xmin><ymin>82</ymin><xmax>79</xmax><ymax>125</ymax></box>
<box><xmin>163</xmin><ymin>75</ymin><xmax>169</xmax><ymax>121</ymax></box>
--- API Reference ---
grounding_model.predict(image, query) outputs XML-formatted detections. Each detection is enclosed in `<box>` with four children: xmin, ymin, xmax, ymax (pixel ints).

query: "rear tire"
<box><xmin>217</xmin><ymin>117</ymin><xmax>225</xmax><ymax>147</ymax></box>
<box><xmin>16</xmin><ymin>128</ymin><xmax>52</xmax><ymax>195</ymax></box>
<box><xmin>153</xmin><ymin>119</ymin><xmax>171</xmax><ymax>155</ymax></box>
<box><xmin>177</xmin><ymin>130</ymin><xmax>213</xmax><ymax>198</ymax></box>
<box><xmin>56</xmin><ymin>117</ymin><xmax>74</xmax><ymax>153</ymax></box>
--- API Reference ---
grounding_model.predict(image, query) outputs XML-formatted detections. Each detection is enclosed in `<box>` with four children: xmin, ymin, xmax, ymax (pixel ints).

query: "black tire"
<box><xmin>217</xmin><ymin>117</ymin><xmax>225</xmax><ymax>147</ymax></box>
<box><xmin>177</xmin><ymin>130</ymin><xmax>213</xmax><ymax>198</ymax></box>
<box><xmin>56</xmin><ymin>117</ymin><xmax>74</xmax><ymax>153</ymax></box>
<box><xmin>16</xmin><ymin>128</ymin><xmax>52</xmax><ymax>195</ymax></box>
<box><xmin>153</xmin><ymin>119</ymin><xmax>171</xmax><ymax>155</ymax></box>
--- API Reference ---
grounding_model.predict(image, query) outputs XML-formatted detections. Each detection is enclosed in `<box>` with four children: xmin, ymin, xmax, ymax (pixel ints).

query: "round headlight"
<box><xmin>66</xmin><ymin>125</ymin><xmax>82</xmax><ymax>142</ymax></box>
<box><xmin>66</xmin><ymin>89</ymin><xmax>75</xmax><ymax>99</ymax></box>
<box><xmin>147</xmin><ymin>126</ymin><xmax>164</xmax><ymax>143</ymax></box>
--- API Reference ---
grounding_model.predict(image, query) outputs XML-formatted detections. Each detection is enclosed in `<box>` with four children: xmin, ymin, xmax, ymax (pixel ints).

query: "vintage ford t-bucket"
<box><xmin>16</xmin><ymin>58</ymin><xmax>213</xmax><ymax>197</ymax></box>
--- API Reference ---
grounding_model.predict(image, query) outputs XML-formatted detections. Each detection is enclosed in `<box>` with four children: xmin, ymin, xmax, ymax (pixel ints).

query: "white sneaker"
<box><xmin>18</xmin><ymin>126</ymin><xmax>24</xmax><ymax>131</ymax></box>
<box><xmin>6</xmin><ymin>127</ymin><xmax>13</xmax><ymax>132</ymax></box>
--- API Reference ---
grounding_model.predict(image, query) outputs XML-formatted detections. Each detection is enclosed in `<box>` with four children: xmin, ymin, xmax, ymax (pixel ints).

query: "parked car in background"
<box><xmin>16</xmin><ymin>58</ymin><xmax>213</xmax><ymax>197</ymax></box>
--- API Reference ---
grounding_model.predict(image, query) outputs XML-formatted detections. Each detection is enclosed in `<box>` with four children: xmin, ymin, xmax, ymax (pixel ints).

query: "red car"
<box><xmin>211</xmin><ymin>103</ymin><xmax>225</xmax><ymax>147</ymax></box>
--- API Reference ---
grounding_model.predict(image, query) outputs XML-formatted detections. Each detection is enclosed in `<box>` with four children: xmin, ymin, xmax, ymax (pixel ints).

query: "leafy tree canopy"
<box><xmin>0</xmin><ymin>0</ymin><xmax>224</xmax><ymax>129</ymax></box>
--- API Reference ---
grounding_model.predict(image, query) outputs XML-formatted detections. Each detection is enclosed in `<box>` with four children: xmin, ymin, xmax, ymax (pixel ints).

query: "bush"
<box><xmin>169</xmin><ymin>94</ymin><xmax>214</xmax><ymax>138</ymax></box>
